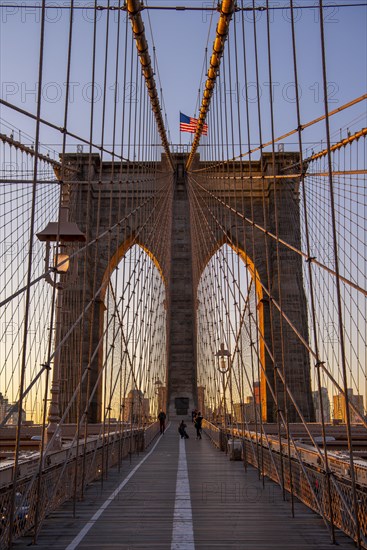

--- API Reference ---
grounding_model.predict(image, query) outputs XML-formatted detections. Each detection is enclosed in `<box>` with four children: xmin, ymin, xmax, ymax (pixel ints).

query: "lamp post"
<box><xmin>154</xmin><ymin>377</ymin><xmax>164</xmax><ymax>417</ymax></box>
<box><xmin>37</xmin><ymin>189</ymin><xmax>85</xmax><ymax>450</ymax></box>
<box><xmin>215</xmin><ymin>343</ymin><xmax>231</xmax><ymax>430</ymax></box>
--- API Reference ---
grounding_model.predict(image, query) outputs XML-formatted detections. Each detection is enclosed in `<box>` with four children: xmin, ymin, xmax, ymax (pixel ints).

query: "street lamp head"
<box><xmin>36</xmin><ymin>220</ymin><xmax>86</xmax><ymax>242</ymax></box>
<box><xmin>215</xmin><ymin>343</ymin><xmax>231</xmax><ymax>373</ymax></box>
<box><xmin>37</xmin><ymin>211</ymin><xmax>85</xmax><ymax>283</ymax></box>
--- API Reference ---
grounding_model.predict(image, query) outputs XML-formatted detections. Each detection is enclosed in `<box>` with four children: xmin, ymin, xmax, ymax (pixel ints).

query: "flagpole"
<box><xmin>179</xmin><ymin>111</ymin><xmax>181</xmax><ymax>148</ymax></box>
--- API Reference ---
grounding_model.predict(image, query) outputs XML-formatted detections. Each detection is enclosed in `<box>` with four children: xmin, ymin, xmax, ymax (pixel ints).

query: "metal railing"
<box><xmin>0</xmin><ymin>422</ymin><xmax>160</xmax><ymax>547</ymax></box>
<box><xmin>203</xmin><ymin>420</ymin><xmax>367</xmax><ymax>548</ymax></box>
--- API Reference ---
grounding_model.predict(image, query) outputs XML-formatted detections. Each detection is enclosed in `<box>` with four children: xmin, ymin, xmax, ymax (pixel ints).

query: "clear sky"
<box><xmin>0</xmin><ymin>0</ymin><xmax>366</xmax><ymax>154</ymax></box>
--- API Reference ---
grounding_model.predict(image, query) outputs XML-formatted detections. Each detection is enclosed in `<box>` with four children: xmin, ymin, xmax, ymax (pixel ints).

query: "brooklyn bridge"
<box><xmin>0</xmin><ymin>0</ymin><xmax>366</xmax><ymax>548</ymax></box>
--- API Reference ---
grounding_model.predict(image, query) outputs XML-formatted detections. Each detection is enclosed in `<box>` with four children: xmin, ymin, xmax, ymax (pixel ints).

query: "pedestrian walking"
<box><xmin>158</xmin><ymin>410</ymin><xmax>166</xmax><ymax>434</ymax></box>
<box><xmin>194</xmin><ymin>411</ymin><xmax>203</xmax><ymax>439</ymax></box>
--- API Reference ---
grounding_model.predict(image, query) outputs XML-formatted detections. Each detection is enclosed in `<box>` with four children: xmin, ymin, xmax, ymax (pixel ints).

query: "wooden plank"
<box><xmin>14</xmin><ymin>422</ymin><xmax>357</xmax><ymax>549</ymax></box>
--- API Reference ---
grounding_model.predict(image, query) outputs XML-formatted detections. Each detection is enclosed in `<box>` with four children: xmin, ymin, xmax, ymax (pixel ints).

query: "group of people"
<box><xmin>178</xmin><ymin>411</ymin><xmax>203</xmax><ymax>439</ymax></box>
<box><xmin>157</xmin><ymin>409</ymin><xmax>203</xmax><ymax>440</ymax></box>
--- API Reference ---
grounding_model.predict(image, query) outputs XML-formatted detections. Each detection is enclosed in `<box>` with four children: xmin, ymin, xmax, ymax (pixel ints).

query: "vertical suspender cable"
<box><xmin>126</xmin><ymin>0</ymin><xmax>173</xmax><ymax>171</ymax></box>
<box><xmin>265</xmin><ymin>0</ymin><xmax>295</xmax><ymax>513</ymax></box>
<box><xmin>7</xmin><ymin>2</ymin><xmax>46</xmax><ymax>547</ymax></box>
<box><xmin>318</xmin><ymin>1</ymin><xmax>361</xmax><ymax>546</ymax></box>
<box><xmin>33</xmin><ymin>0</ymin><xmax>77</xmax><ymax>540</ymax></box>
<box><xmin>288</xmin><ymin>0</ymin><xmax>335</xmax><ymax>541</ymax></box>
<box><xmin>186</xmin><ymin>0</ymin><xmax>236</xmax><ymax>170</ymax></box>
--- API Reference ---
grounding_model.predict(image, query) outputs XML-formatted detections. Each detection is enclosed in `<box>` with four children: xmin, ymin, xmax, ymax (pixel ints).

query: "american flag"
<box><xmin>180</xmin><ymin>112</ymin><xmax>208</xmax><ymax>135</ymax></box>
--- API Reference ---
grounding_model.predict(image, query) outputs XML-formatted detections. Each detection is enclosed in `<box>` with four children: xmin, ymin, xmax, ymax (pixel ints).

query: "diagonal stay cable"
<box><xmin>189</xmin><ymin>174</ymin><xmax>367</xmax><ymax>296</ymax></box>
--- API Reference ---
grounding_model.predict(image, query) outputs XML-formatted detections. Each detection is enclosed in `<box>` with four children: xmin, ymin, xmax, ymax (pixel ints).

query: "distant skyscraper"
<box><xmin>122</xmin><ymin>389</ymin><xmax>150</xmax><ymax>424</ymax></box>
<box><xmin>0</xmin><ymin>392</ymin><xmax>26</xmax><ymax>425</ymax></box>
<box><xmin>233</xmin><ymin>397</ymin><xmax>259</xmax><ymax>423</ymax></box>
<box><xmin>0</xmin><ymin>392</ymin><xmax>9</xmax><ymax>422</ymax></box>
<box><xmin>312</xmin><ymin>388</ymin><xmax>331</xmax><ymax>423</ymax></box>
<box><xmin>233</xmin><ymin>402</ymin><xmax>244</xmax><ymax>422</ymax></box>
<box><xmin>333</xmin><ymin>388</ymin><xmax>364</xmax><ymax>423</ymax></box>
<box><xmin>253</xmin><ymin>381</ymin><xmax>261</xmax><ymax>404</ymax></box>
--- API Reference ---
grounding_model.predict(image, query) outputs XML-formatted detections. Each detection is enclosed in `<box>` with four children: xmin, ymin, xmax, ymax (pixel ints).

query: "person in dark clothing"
<box><xmin>158</xmin><ymin>410</ymin><xmax>166</xmax><ymax>434</ymax></box>
<box><xmin>178</xmin><ymin>420</ymin><xmax>189</xmax><ymax>439</ymax></box>
<box><xmin>194</xmin><ymin>412</ymin><xmax>203</xmax><ymax>439</ymax></box>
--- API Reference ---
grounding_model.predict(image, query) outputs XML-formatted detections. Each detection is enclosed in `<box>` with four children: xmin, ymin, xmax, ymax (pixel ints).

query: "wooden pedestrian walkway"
<box><xmin>14</xmin><ymin>422</ymin><xmax>356</xmax><ymax>550</ymax></box>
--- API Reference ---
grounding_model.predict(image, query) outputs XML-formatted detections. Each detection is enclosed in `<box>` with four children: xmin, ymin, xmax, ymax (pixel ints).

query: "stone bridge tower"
<box><xmin>57</xmin><ymin>152</ymin><xmax>314</xmax><ymax>423</ymax></box>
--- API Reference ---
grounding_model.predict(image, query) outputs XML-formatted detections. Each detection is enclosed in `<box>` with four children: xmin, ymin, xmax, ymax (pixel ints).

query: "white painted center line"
<box><xmin>171</xmin><ymin>436</ymin><xmax>195</xmax><ymax>550</ymax></box>
<box><xmin>65</xmin><ymin>430</ymin><xmax>166</xmax><ymax>550</ymax></box>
